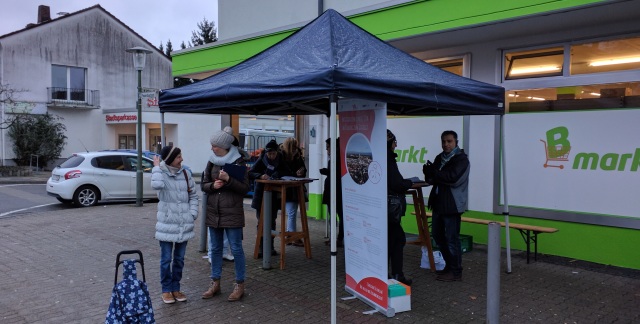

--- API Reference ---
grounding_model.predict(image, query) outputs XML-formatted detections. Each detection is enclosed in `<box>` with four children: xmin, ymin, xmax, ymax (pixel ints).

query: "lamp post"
<box><xmin>126</xmin><ymin>46</ymin><xmax>152</xmax><ymax>207</ymax></box>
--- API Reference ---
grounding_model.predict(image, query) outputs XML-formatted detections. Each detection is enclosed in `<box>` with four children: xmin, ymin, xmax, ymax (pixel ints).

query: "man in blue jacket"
<box><xmin>423</xmin><ymin>130</ymin><xmax>470</xmax><ymax>282</ymax></box>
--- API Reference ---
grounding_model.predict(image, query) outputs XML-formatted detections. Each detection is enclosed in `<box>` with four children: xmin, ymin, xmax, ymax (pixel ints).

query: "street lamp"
<box><xmin>126</xmin><ymin>46</ymin><xmax>152</xmax><ymax>207</ymax></box>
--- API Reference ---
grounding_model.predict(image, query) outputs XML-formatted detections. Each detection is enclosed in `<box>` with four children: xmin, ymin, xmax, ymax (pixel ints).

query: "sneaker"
<box><xmin>436</xmin><ymin>272</ymin><xmax>462</xmax><ymax>282</ymax></box>
<box><xmin>162</xmin><ymin>292</ymin><xmax>176</xmax><ymax>304</ymax></box>
<box><xmin>223</xmin><ymin>253</ymin><xmax>235</xmax><ymax>261</ymax></box>
<box><xmin>172</xmin><ymin>291</ymin><xmax>187</xmax><ymax>302</ymax></box>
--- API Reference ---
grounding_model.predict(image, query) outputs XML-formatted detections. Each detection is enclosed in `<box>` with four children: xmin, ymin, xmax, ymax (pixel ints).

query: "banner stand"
<box><xmin>345</xmin><ymin>286</ymin><xmax>395</xmax><ymax>318</ymax></box>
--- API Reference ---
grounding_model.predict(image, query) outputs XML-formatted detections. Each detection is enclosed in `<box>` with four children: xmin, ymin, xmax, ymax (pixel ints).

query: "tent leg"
<box><xmin>500</xmin><ymin>115</ymin><xmax>512</xmax><ymax>274</ymax></box>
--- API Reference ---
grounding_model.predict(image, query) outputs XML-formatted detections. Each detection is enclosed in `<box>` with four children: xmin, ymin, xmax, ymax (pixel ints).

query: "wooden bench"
<box><xmin>411</xmin><ymin>211</ymin><xmax>558</xmax><ymax>263</ymax></box>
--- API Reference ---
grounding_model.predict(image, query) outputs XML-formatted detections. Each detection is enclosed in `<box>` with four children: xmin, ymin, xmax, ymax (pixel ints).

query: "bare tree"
<box><xmin>0</xmin><ymin>83</ymin><xmax>26</xmax><ymax>130</ymax></box>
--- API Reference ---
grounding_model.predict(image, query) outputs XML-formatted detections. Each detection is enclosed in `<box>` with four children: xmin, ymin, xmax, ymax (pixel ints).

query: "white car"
<box><xmin>47</xmin><ymin>151</ymin><xmax>157</xmax><ymax>207</ymax></box>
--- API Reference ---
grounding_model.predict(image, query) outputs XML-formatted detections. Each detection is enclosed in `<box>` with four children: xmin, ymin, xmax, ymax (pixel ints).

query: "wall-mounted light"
<box><xmin>510</xmin><ymin>66</ymin><xmax>561</xmax><ymax>75</ymax></box>
<box><xmin>589</xmin><ymin>57</ymin><xmax>640</xmax><ymax>66</ymax></box>
<box><xmin>527</xmin><ymin>96</ymin><xmax>546</xmax><ymax>101</ymax></box>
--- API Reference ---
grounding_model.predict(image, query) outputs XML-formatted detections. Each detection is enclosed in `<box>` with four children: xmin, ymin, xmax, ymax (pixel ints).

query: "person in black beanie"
<box><xmin>386</xmin><ymin>129</ymin><xmax>413</xmax><ymax>286</ymax></box>
<box><xmin>152</xmin><ymin>145</ymin><xmax>199</xmax><ymax>304</ymax></box>
<box><xmin>248</xmin><ymin>139</ymin><xmax>292</xmax><ymax>257</ymax></box>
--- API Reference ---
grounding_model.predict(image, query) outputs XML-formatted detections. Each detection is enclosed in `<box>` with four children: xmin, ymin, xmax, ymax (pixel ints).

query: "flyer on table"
<box><xmin>339</xmin><ymin>99</ymin><xmax>389</xmax><ymax>309</ymax></box>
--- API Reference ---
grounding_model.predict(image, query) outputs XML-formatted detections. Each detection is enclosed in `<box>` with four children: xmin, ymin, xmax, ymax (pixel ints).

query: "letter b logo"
<box><xmin>546</xmin><ymin>126</ymin><xmax>570</xmax><ymax>158</ymax></box>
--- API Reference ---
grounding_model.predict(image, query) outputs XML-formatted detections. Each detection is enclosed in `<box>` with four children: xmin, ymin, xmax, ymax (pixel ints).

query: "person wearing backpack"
<box><xmin>152</xmin><ymin>146</ymin><xmax>199</xmax><ymax>304</ymax></box>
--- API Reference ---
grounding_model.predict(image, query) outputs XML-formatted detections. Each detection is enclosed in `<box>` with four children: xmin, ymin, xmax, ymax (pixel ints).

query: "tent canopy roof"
<box><xmin>159</xmin><ymin>9</ymin><xmax>504</xmax><ymax>116</ymax></box>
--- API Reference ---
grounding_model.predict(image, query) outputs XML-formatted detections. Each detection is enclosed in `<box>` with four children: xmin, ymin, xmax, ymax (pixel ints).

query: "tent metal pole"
<box><xmin>329</xmin><ymin>96</ymin><xmax>338</xmax><ymax>324</ymax></box>
<box><xmin>500</xmin><ymin>115</ymin><xmax>512</xmax><ymax>273</ymax></box>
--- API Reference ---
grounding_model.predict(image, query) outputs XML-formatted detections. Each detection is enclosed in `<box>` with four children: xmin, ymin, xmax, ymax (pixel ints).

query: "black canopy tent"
<box><xmin>159</xmin><ymin>9</ymin><xmax>504</xmax><ymax>116</ymax></box>
<box><xmin>160</xmin><ymin>9</ymin><xmax>507</xmax><ymax>319</ymax></box>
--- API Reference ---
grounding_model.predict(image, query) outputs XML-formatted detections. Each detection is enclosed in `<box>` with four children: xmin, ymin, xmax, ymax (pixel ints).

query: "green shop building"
<box><xmin>169</xmin><ymin>0</ymin><xmax>640</xmax><ymax>270</ymax></box>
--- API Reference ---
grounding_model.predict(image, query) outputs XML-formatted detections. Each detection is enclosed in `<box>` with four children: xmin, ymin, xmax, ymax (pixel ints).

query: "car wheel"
<box><xmin>73</xmin><ymin>185</ymin><xmax>99</xmax><ymax>207</ymax></box>
<box><xmin>56</xmin><ymin>197</ymin><xmax>73</xmax><ymax>205</ymax></box>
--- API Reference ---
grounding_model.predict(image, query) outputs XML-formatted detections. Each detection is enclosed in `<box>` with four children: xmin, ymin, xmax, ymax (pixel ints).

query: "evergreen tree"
<box><xmin>7</xmin><ymin>113</ymin><xmax>67</xmax><ymax>169</ymax></box>
<box><xmin>165</xmin><ymin>40</ymin><xmax>173</xmax><ymax>57</ymax></box>
<box><xmin>180</xmin><ymin>41</ymin><xmax>187</xmax><ymax>49</ymax></box>
<box><xmin>158</xmin><ymin>41</ymin><xmax>164</xmax><ymax>53</ymax></box>
<box><xmin>190</xmin><ymin>17</ymin><xmax>217</xmax><ymax>46</ymax></box>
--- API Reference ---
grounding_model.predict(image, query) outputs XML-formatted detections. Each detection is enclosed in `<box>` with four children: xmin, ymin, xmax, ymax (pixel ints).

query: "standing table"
<box><xmin>406</xmin><ymin>182</ymin><xmax>436</xmax><ymax>271</ymax></box>
<box><xmin>253</xmin><ymin>179</ymin><xmax>314</xmax><ymax>270</ymax></box>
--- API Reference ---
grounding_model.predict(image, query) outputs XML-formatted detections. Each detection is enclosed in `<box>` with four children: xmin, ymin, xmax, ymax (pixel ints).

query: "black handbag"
<box><xmin>387</xmin><ymin>194</ymin><xmax>406</xmax><ymax>224</ymax></box>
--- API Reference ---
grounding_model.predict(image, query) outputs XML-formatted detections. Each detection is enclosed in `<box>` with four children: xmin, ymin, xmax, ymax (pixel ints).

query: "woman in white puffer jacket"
<box><xmin>151</xmin><ymin>146</ymin><xmax>199</xmax><ymax>305</ymax></box>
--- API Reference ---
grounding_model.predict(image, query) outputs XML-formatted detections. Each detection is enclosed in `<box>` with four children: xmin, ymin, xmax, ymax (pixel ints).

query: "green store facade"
<box><xmin>170</xmin><ymin>0</ymin><xmax>640</xmax><ymax>269</ymax></box>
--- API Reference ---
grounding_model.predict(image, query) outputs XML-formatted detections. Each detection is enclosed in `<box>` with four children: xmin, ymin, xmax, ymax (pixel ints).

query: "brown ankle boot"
<box><xmin>201</xmin><ymin>279</ymin><xmax>221</xmax><ymax>299</ymax></box>
<box><xmin>227</xmin><ymin>282</ymin><xmax>244</xmax><ymax>302</ymax></box>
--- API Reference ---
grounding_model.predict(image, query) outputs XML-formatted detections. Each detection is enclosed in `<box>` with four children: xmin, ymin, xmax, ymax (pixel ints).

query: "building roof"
<box><xmin>0</xmin><ymin>4</ymin><xmax>169</xmax><ymax>61</ymax></box>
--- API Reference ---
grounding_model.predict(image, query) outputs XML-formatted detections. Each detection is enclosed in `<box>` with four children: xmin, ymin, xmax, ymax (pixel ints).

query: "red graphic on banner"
<box><xmin>346</xmin><ymin>274</ymin><xmax>388</xmax><ymax>308</ymax></box>
<box><xmin>339</xmin><ymin>109</ymin><xmax>375</xmax><ymax>177</ymax></box>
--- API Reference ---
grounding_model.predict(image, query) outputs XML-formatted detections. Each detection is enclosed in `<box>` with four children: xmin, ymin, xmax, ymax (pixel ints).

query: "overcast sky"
<box><xmin>0</xmin><ymin>0</ymin><xmax>218</xmax><ymax>49</ymax></box>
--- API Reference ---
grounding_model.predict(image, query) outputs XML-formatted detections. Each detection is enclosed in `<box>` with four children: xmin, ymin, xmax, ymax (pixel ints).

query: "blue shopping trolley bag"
<box><xmin>105</xmin><ymin>250</ymin><xmax>154</xmax><ymax>323</ymax></box>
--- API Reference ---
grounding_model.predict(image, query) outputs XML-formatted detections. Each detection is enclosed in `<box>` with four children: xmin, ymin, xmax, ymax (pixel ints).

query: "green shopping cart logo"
<box><xmin>541</xmin><ymin>126</ymin><xmax>571</xmax><ymax>169</ymax></box>
<box><xmin>542</xmin><ymin>126</ymin><xmax>640</xmax><ymax>171</ymax></box>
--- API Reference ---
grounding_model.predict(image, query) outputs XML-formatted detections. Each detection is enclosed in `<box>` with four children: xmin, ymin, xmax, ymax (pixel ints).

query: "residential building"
<box><xmin>0</xmin><ymin>4</ymin><xmax>222</xmax><ymax>173</ymax></box>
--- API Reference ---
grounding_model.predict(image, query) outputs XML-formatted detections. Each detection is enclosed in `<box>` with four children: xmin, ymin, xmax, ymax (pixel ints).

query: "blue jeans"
<box><xmin>209</xmin><ymin>227</ymin><xmax>246</xmax><ymax>283</ymax></box>
<box><xmin>431</xmin><ymin>212</ymin><xmax>462</xmax><ymax>276</ymax></box>
<box><xmin>208</xmin><ymin>231</ymin><xmax>231</xmax><ymax>260</ymax></box>
<box><xmin>159</xmin><ymin>240</ymin><xmax>188</xmax><ymax>293</ymax></box>
<box><xmin>286</xmin><ymin>201</ymin><xmax>298</xmax><ymax>232</ymax></box>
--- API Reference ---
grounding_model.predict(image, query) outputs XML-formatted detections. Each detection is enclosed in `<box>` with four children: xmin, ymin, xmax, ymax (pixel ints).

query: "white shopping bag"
<box><xmin>420</xmin><ymin>246</ymin><xmax>446</xmax><ymax>271</ymax></box>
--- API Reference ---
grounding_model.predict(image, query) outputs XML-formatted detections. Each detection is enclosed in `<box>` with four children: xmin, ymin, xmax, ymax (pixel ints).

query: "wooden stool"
<box><xmin>253</xmin><ymin>179</ymin><xmax>313</xmax><ymax>269</ymax></box>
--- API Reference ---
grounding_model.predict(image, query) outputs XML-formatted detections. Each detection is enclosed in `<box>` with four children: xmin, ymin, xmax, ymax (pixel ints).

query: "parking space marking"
<box><xmin>0</xmin><ymin>203</ymin><xmax>58</xmax><ymax>218</ymax></box>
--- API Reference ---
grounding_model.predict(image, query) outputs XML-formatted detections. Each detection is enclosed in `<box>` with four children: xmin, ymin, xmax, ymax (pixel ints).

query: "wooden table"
<box><xmin>406</xmin><ymin>182</ymin><xmax>436</xmax><ymax>271</ymax></box>
<box><xmin>253</xmin><ymin>179</ymin><xmax>314</xmax><ymax>270</ymax></box>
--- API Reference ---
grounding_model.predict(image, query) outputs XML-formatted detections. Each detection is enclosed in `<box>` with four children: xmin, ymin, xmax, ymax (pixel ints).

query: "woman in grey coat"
<box><xmin>152</xmin><ymin>146</ymin><xmax>199</xmax><ymax>304</ymax></box>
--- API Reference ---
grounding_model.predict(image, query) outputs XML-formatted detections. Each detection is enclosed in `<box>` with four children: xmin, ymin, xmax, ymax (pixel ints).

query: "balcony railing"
<box><xmin>47</xmin><ymin>87</ymin><xmax>100</xmax><ymax>108</ymax></box>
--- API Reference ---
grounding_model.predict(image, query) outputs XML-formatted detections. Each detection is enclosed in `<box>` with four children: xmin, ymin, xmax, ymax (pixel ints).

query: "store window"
<box><xmin>119</xmin><ymin>135</ymin><xmax>136</xmax><ymax>149</ymax></box>
<box><xmin>426</xmin><ymin>57</ymin><xmax>465</xmax><ymax>76</ymax></box>
<box><xmin>571</xmin><ymin>36</ymin><xmax>640</xmax><ymax>75</ymax></box>
<box><xmin>51</xmin><ymin>65</ymin><xmax>87</xmax><ymax>102</ymax></box>
<box><xmin>504</xmin><ymin>36</ymin><xmax>640</xmax><ymax>112</ymax></box>
<box><xmin>504</xmin><ymin>47</ymin><xmax>564</xmax><ymax>80</ymax></box>
<box><xmin>506</xmin><ymin>82</ymin><xmax>640</xmax><ymax>112</ymax></box>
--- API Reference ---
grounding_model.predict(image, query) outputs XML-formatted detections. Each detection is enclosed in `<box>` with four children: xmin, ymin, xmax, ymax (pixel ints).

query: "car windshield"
<box><xmin>59</xmin><ymin>155</ymin><xmax>85</xmax><ymax>168</ymax></box>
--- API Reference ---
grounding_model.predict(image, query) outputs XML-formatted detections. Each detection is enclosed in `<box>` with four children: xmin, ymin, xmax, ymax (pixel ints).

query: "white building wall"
<box><xmin>218</xmin><ymin>0</ymin><xmax>407</xmax><ymax>41</ymax></box>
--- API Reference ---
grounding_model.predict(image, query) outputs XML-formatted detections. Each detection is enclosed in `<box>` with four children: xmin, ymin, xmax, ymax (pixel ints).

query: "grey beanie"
<box><xmin>210</xmin><ymin>126</ymin><xmax>235</xmax><ymax>149</ymax></box>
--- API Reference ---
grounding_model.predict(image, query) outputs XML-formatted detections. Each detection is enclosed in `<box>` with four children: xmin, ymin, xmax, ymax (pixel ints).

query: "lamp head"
<box><xmin>126</xmin><ymin>46</ymin><xmax>153</xmax><ymax>71</ymax></box>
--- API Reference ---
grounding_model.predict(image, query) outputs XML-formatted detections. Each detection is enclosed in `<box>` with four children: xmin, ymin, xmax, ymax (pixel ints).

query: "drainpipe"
<box><xmin>0</xmin><ymin>41</ymin><xmax>5</xmax><ymax>166</ymax></box>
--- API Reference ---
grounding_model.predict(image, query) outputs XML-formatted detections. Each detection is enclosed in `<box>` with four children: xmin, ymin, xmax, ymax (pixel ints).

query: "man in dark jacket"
<box><xmin>423</xmin><ymin>130</ymin><xmax>470</xmax><ymax>282</ymax></box>
<box><xmin>320</xmin><ymin>137</ymin><xmax>343</xmax><ymax>247</ymax></box>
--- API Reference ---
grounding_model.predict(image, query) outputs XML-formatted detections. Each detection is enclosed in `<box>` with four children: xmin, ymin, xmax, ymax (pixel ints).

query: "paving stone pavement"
<box><xmin>0</xmin><ymin>174</ymin><xmax>639</xmax><ymax>323</ymax></box>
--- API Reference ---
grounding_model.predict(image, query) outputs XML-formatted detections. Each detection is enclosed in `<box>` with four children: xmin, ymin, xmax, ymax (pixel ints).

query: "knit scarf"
<box><xmin>439</xmin><ymin>146</ymin><xmax>460</xmax><ymax>170</ymax></box>
<box><xmin>166</xmin><ymin>164</ymin><xmax>180</xmax><ymax>175</ymax></box>
<box><xmin>209</xmin><ymin>145</ymin><xmax>241</xmax><ymax>166</ymax></box>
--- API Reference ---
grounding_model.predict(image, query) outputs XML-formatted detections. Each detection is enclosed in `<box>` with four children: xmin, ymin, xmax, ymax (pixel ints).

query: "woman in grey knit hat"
<box><xmin>201</xmin><ymin>126</ymin><xmax>250</xmax><ymax>302</ymax></box>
